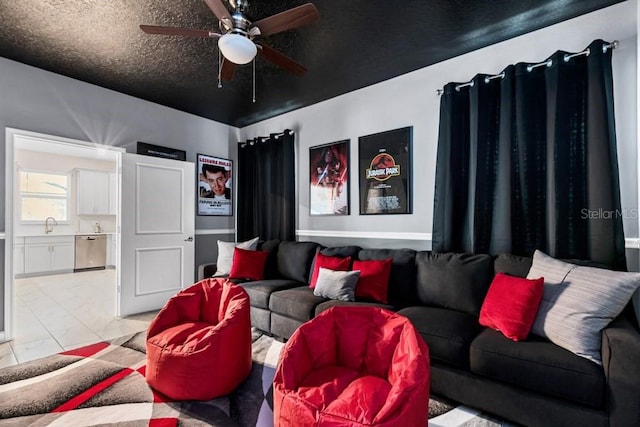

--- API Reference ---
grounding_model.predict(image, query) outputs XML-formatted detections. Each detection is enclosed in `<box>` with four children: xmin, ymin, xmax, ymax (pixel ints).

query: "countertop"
<box><xmin>16</xmin><ymin>232</ymin><xmax>116</xmax><ymax>237</ymax></box>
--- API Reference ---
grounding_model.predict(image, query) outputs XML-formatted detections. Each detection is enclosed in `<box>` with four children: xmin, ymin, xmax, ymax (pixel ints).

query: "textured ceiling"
<box><xmin>0</xmin><ymin>0</ymin><xmax>625</xmax><ymax>127</ymax></box>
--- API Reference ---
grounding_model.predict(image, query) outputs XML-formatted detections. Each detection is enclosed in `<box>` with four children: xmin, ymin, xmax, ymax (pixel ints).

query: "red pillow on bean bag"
<box><xmin>353</xmin><ymin>258</ymin><xmax>392</xmax><ymax>304</ymax></box>
<box><xmin>309</xmin><ymin>253</ymin><xmax>352</xmax><ymax>289</ymax></box>
<box><xmin>229</xmin><ymin>247</ymin><xmax>269</xmax><ymax>281</ymax></box>
<box><xmin>479</xmin><ymin>272</ymin><xmax>544</xmax><ymax>341</ymax></box>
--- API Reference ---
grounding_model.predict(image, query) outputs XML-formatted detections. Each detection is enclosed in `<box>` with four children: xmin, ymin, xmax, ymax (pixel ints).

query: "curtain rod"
<box><xmin>436</xmin><ymin>40</ymin><xmax>619</xmax><ymax>95</ymax></box>
<box><xmin>239</xmin><ymin>130</ymin><xmax>294</xmax><ymax>147</ymax></box>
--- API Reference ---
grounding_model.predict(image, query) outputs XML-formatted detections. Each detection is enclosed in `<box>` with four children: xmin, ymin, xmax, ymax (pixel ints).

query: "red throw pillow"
<box><xmin>309</xmin><ymin>253</ymin><xmax>352</xmax><ymax>289</ymax></box>
<box><xmin>479</xmin><ymin>272</ymin><xmax>544</xmax><ymax>341</ymax></box>
<box><xmin>229</xmin><ymin>247</ymin><xmax>269</xmax><ymax>281</ymax></box>
<box><xmin>353</xmin><ymin>258</ymin><xmax>392</xmax><ymax>304</ymax></box>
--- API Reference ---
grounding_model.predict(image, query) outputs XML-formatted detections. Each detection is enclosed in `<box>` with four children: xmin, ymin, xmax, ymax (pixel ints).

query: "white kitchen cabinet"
<box><xmin>51</xmin><ymin>241</ymin><xmax>75</xmax><ymax>271</ymax></box>
<box><xmin>23</xmin><ymin>236</ymin><xmax>74</xmax><ymax>274</ymax></box>
<box><xmin>77</xmin><ymin>170</ymin><xmax>111</xmax><ymax>215</ymax></box>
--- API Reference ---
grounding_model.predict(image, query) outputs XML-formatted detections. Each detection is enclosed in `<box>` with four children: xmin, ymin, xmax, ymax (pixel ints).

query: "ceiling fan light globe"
<box><xmin>219</xmin><ymin>33</ymin><xmax>257</xmax><ymax>64</ymax></box>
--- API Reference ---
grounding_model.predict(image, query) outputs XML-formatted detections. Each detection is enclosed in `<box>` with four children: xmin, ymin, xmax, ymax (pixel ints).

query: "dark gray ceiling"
<box><xmin>0</xmin><ymin>0</ymin><xmax>624</xmax><ymax>127</ymax></box>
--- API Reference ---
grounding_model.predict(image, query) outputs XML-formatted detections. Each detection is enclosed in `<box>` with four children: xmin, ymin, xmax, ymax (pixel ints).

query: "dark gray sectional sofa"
<box><xmin>198</xmin><ymin>240</ymin><xmax>640</xmax><ymax>427</ymax></box>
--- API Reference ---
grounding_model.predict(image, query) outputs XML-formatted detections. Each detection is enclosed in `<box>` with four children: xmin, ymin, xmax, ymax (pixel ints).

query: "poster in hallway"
<box><xmin>198</xmin><ymin>154</ymin><xmax>232</xmax><ymax>216</ymax></box>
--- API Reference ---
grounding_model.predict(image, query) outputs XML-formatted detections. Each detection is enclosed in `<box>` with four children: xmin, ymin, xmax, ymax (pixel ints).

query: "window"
<box><xmin>20</xmin><ymin>171</ymin><xmax>69</xmax><ymax>222</ymax></box>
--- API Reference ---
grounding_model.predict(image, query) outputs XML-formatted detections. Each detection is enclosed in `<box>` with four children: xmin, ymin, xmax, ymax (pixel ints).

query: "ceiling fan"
<box><xmin>140</xmin><ymin>0</ymin><xmax>319</xmax><ymax>82</ymax></box>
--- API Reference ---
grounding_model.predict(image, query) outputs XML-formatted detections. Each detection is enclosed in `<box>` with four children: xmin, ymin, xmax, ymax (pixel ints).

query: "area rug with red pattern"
<box><xmin>0</xmin><ymin>330</ymin><xmax>507</xmax><ymax>426</ymax></box>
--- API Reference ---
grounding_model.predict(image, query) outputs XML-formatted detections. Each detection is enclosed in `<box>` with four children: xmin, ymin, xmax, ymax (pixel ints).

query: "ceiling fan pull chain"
<box><xmin>217</xmin><ymin>50</ymin><xmax>223</xmax><ymax>88</ymax></box>
<box><xmin>252</xmin><ymin>57</ymin><xmax>256</xmax><ymax>103</ymax></box>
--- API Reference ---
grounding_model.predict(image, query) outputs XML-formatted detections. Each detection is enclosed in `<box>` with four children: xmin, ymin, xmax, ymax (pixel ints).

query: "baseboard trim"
<box><xmin>296</xmin><ymin>230</ymin><xmax>432</xmax><ymax>241</ymax></box>
<box><xmin>195</xmin><ymin>229</ymin><xmax>235</xmax><ymax>236</ymax></box>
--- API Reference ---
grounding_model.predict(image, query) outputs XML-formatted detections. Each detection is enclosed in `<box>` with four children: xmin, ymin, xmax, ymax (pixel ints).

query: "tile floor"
<box><xmin>0</xmin><ymin>269</ymin><xmax>156</xmax><ymax>368</ymax></box>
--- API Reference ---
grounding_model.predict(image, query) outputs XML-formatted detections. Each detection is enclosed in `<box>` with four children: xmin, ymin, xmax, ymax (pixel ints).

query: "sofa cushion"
<box><xmin>479</xmin><ymin>273</ymin><xmax>544</xmax><ymax>341</ymax></box>
<box><xmin>493</xmin><ymin>253</ymin><xmax>532</xmax><ymax>278</ymax></box>
<box><xmin>527</xmin><ymin>250</ymin><xmax>640</xmax><ymax>364</ymax></box>
<box><xmin>415</xmin><ymin>252</ymin><xmax>493</xmax><ymax>315</ymax></box>
<box><xmin>270</xmin><ymin>286</ymin><xmax>327</xmax><ymax>321</ymax></box>
<box><xmin>277</xmin><ymin>241</ymin><xmax>320</xmax><ymax>282</ymax></box>
<box><xmin>398</xmin><ymin>306</ymin><xmax>481</xmax><ymax>369</ymax></box>
<box><xmin>240</xmin><ymin>279</ymin><xmax>302</xmax><ymax>309</ymax></box>
<box><xmin>313</xmin><ymin>268</ymin><xmax>360</xmax><ymax>301</ymax></box>
<box><xmin>357</xmin><ymin>249</ymin><xmax>417</xmax><ymax>307</ymax></box>
<box><xmin>315</xmin><ymin>300</ymin><xmax>395</xmax><ymax>316</ymax></box>
<box><xmin>353</xmin><ymin>258</ymin><xmax>392</xmax><ymax>304</ymax></box>
<box><xmin>470</xmin><ymin>328</ymin><xmax>605</xmax><ymax>408</ymax></box>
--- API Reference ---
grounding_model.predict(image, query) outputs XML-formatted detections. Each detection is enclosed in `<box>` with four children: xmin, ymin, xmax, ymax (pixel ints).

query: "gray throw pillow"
<box><xmin>215</xmin><ymin>236</ymin><xmax>259</xmax><ymax>276</ymax></box>
<box><xmin>527</xmin><ymin>250</ymin><xmax>640</xmax><ymax>364</ymax></box>
<box><xmin>313</xmin><ymin>268</ymin><xmax>360</xmax><ymax>301</ymax></box>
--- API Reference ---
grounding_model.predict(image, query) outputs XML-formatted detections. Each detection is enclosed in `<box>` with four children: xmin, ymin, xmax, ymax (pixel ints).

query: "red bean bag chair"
<box><xmin>273</xmin><ymin>306</ymin><xmax>430</xmax><ymax>426</ymax></box>
<box><xmin>145</xmin><ymin>278</ymin><xmax>252</xmax><ymax>401</ymax></box>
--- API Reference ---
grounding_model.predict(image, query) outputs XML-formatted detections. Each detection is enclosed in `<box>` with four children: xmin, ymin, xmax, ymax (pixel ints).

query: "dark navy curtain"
<box><xmin>432</xmin><ymin>40</ymin><xmax>626</xmax><ymax>269</ymax></box>
<box><xmin>237</xmin><ymin>130</ymin><xmax>296</xmax><ymax>241</ymax></box>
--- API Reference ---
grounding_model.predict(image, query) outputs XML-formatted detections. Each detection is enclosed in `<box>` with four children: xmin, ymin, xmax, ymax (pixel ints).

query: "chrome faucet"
<box><xmin>45</xmin><ymin>216</ymin><xmax>57</xmax><ymax>234</ymax></box>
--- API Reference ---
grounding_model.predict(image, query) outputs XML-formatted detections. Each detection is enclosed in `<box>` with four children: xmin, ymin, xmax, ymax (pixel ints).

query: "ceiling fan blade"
<box><xmin>250</xmin><ymin>3</ymin><xmax>319</xmax><ymax>36</ymax></box>
<box><xmin>203</xmin><ymin>0</ymin><xmax>232</xmax><ymax>22</ymax></box>
<box><xmin>257</xmin><ymin>43</ymin><xmax>307</xmax><ymax>76</ymax></box>
<box><xmin>220</xmin><ymin>58</ymin><xmax>236</xmax><ymax>81</ymax></box>
<box><xmin>139</xmin><ymin>25</ymin><xmax>220</xmax><ymax>39</ymax></box>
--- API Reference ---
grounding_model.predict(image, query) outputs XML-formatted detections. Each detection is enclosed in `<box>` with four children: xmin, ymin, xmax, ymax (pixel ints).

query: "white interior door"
<box><xmin>119</xmin><ymin>153</ymin><xmax>195</xmax><ymax>317</ymax></box>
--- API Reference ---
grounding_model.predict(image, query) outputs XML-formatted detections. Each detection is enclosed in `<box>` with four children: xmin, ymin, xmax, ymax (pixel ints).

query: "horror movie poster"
<box><xmin>358</xmin><ymin>127</ymin><xmax>412</xmax><ymax>215</ymax></box>
<box><xmin>197</xmin><ymin>154</ymin><xmax>233</xmax><ymax>216</ymax></box>
<box><xmin>309</xmin><ymin>140</ymin><xmax>350</xmax><ymax>215</ymax></box>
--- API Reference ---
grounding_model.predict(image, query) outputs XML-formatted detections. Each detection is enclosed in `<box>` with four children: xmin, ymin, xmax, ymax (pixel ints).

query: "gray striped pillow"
<box><xmin>313</xmin><ymin>268</ymin><xmax>360</xmax><ymax>301</ymax></box>
<box><xmin>527</xmin><ymin>250</ymin><xmax>640</xmax><ymax>364</ymax></box>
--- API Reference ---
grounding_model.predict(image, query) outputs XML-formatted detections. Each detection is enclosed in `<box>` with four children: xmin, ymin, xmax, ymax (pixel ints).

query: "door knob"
<box><xmin>184</xmin><ymin>236</ymin><xmax>194</xmax><ymax>242</ymax></box>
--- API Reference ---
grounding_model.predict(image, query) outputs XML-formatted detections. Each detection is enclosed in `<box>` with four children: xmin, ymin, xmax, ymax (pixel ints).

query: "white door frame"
<box><xmin>3</xmin><ymin>127</ymin><xmax>124</xmax><ymax>341</ymax></box>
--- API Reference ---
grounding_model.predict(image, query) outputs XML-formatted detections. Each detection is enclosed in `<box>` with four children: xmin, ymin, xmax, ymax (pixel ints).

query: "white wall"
<box><xmin>239</xmin><ymin>1</ymin><xmax>638</xmax><ymax>250</ymax></box>
<box><xmin>0</xmin><ymin>56</ymin><xmax>238</xmax><ymax>331</ymax></box>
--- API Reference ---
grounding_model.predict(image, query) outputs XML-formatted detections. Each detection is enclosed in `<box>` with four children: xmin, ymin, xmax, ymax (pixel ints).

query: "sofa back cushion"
<box><xmin>357</xmin><ymin>249</ymin><xmax>417</xmax><ymax>307</ymax></box>
<box><xmin>493</xmin><ymin>253</ymin><xmax>608</xmax><ymax>280</ymax></box>
<box><xmin>319</xmin><ymin>245</ymin><xmax>361</xmax><ymax>259</ymax></box>
<box><xmin>277</xmin><ymin>241</ymin><xmax>320</xmax><ymax>282</ymax></box>
<box><xmin>494</xmin><ymin>253</ymin><xmax>532</xmax><ymax>278</ymax></box>
<box><xmin>258</xmin><ymin>239</ymin><xmax>281</xmax><ymax>279</ymax></box>
<box><xmin>416</xmin><ymin>252</ymin><xmax>493</xmax><ymax>315</ymax></box>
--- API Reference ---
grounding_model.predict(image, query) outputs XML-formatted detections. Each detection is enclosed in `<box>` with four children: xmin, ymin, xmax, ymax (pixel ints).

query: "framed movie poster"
<box><xmin>309</xmin><ymin>140</ymin><xmax>350</xmax><ymax>215</ymax></box>
<box><xmin>358</xmin><ymin>127</ymin><xmax>412</xmax><ymax>215</ymax></box>
<box><xmin>197</xmin><ymin>154</ymin><xmax>232</xmax><ymax>216</ymax></box>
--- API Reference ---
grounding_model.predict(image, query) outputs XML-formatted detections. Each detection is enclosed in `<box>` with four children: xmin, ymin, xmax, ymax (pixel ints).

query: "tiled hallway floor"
<box><xmin>0</xmin><ymin>269</ymin><xmax>156</xmax><ymax>368</ymax></box>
